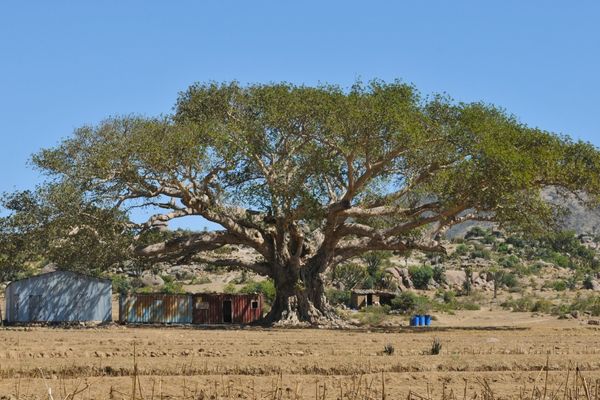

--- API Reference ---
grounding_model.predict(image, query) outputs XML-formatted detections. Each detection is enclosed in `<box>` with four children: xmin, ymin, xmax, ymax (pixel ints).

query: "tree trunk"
<box><xmin>265</xmin><ymin>264</ymin><xmax>344</xmax><ymax>327</ymax></box>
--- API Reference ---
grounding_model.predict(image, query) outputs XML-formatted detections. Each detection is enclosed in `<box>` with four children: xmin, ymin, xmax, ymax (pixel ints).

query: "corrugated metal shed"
<box><xmin>192</xmin><ymin>293</ymin><xmax>262</xmax><ymax>324</ymax></box>
<box><xmin>119</xmin><ymin>293</ymin><xmax>192</xmax><ymax>324</ymax></box>
<box><xmin>5</xmin><ymin>271</ymin><xmax>112</xmax><ymax>323</ymax></box>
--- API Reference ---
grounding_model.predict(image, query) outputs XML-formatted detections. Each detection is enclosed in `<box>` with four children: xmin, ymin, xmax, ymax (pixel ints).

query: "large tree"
<box><xmin>8</xmin><ymin>80</ymin><xmax>600</xmax><ymax>325</ymax></box>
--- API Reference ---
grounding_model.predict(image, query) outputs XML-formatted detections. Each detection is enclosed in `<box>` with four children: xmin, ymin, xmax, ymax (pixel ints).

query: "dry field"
<box><xmin>1</xmin><ymin>313</ymin><xmax>600</xmax><ymax>399</ymax></box>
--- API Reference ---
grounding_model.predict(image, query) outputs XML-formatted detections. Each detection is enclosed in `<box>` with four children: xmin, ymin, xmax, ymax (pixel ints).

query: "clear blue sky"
<box><xmin>1</xmin><ymin>1</ymin><xmax>599</xmax><ymax>229</ymax></box>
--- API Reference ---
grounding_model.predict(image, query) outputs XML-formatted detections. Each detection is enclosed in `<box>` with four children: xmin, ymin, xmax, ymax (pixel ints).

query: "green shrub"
<box><xmin>223</xmin><ymin>282</ymin><xmax>237</xmax><ymax>294</ymax></box>
<box><xmin>437</xmin><ymin>289</ymin><xmax>481</xmax><ymax>311</ymax></box>
<box><xmin>583</xmin><ymin>275</ymin><xmax>595</xmax><ymax>290</ymax></box>
<box><xmin>409</xmin><ymin>265</ymin><xmax>433</xmax><ymax>289</ymax></box>
<box><xmin>238</xmin><ymin>279</ymin><xmax>276</xmax><ymax>304</ymax></box>
<box><xmin>454</xmin><ymin>244</ymin><xmax>469</xmax><ymax>256</ymax></box>
<box><xmin>112</xmin><ymin>275</ymin><xmax>131</xmax><ymax>294</ymax></box>
<box><xmin>497</xmin><ymin>243</ymin><xmax>510</xmax><ymax>253</ymax></box>
<box><xmin>430</xmin><ymin>337</ymin><xmax>442</xmax><ymax>355</ymax></box>
<box><xmin>203</xmin><ymin>263</ymin><xmax>228</xmax><ymax>273</ymax></box>
<box><xmin>509</xmin><ymin>262</ymin><xmax>542</xmax><ymax>276</ymax></box>
<box><xmin>232</xmin><ymin>270</ymin><xmax>250</xmax><ymax>284</ymax></box>
<box><xmin>362</xmin><ymin>275</ymin><xmax>376</xmax><ymax>289</ymax></box>
<box><xmin>462</xmin><ymin>267</ymin><xmax>473</xmax><ymax>296</ymax></box>
<box><xmin>532</xmin><ymin>299</ymin><xmax>553</xmax><ymax>313</ymax></box>
<box><xmin>501</xmin><ymin>273</ymin><xmax>519</xmax><ymax>288</ymax></box>
<box><xmin>501</xmin><ymin>296</ymin><xmax>554</xmax><ymax>313</ymax></box>
<box><xmin>437</xmin><ymin>289</ymin><xmax>455</xmax><ymax>304</ymax></box>
<box><xmin>482</xmin><ymin>235</ymin><xmax>496</xmax><ymax>245</ymax></box>
<box><xmin>391</xmin><ymin>291</ymin><xmax>430</xmax><ymax>314</ymax></box>
<box><xmin>548</xmin><ymin>252</ymin><xmax>571</xmax><ymax>269</ymax></box>
<box><xmin>214</xmin><ymin>246</ymin><xmax>234</xmax><ymax>255</ymax></box>
<box><xmin>383</xmin><ymin>343</ymin><xmax>395</xmax><ymax>355</ymax></box>
<box><xmin>499</xmin><ymin>255</ymin><xmax>520</xmax><ymax>269</ymax></box>
<box><xmin>195</xmin><ymin>276</ymin><xmax>212</xmax><ymax>284</ymax></box>
<box><xmin>432</xmin><ymin>266</ymin><xmax>446</xmax><ymax>285</ymax></box>
<box><xmin>501</xmin><ymin>296</ymin><xmax>534</xmax><ymax>312</ymax></box>
<box><xmin>567</xmin><ymin>295</ymin><xmax>600</xmax><ymax>316</ymax></box>
<box><xmin>332</xmin><ymin>263</ymin><xmax>368</xmax><ymax>289</ymax></box>
<box><xmin>326</xmin><ymin>289</ymin><xmax>351</xmax><ymax>307</ymax></box>
<box><xmin>161</xmin><ymin>281</ymin><xmax>184</xmax><ymax>294</ymax></box>
<box><xmin>565</xmin><ymin>276</ymin><xmax>578</xmax><ymax>290</ymax></box>
<box><xmin>465</xmin><ymin>226</ymin><xmax>487</xmax><ymax>238</ymax></box>
<box><xmin>506</xmin><ymin>236</ymin><xmax>525</xmax><ymax>248</ymax></box>
<box><xmin>357</xmin><ymin>305</ymin><xmax>391</xmax><ymax>325</ymax></box>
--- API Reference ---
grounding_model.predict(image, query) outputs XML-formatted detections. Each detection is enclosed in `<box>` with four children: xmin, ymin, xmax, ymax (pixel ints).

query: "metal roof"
<box><xmin>351</xmin><ymin>289</ymin><xmax>396</xmax><ymax>295</ymax></box>
<box><xmin>6</xmin><ymin>270</ymin><xmax>112</xmax><ymax>288</ymax></box>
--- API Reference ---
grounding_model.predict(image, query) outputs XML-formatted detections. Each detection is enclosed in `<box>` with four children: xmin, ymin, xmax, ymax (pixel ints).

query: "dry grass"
<box><xmin>2</xmin><ymin>319</ymin><xmax>600</xmax><ymax>398</ymax></box>
<box><xmin>6</xmin><ymin>363</ymin><xmax>600</xmax><ymax>400</ymax></box>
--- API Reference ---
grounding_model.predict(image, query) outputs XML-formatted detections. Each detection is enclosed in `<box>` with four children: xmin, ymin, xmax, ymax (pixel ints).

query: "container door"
<box><xmin>29</xmin><ymin>295</ymin><xmax>42</xmax><ymax>322</ymax></box>
<box><xmin>250</xmin><ymin>298</ymin><xmax>260</xmax><ymax>322</ymax></box>
<box><xmin>222</xmin><ymin>300</ymin><xmax>232</xmax><ymax>323</ymax></box>
<box><xmin>193</xmin><ymin>296</ymin><xmax>209</xmax><ymax>324</ymax></box>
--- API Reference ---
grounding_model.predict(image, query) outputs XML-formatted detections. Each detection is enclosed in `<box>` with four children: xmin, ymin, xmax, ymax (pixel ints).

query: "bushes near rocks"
<box><xmin>409</xmin><ymin>265</ymin><xmax>433</xmax><ymax>289</ymax></box>
<box><xmin>325</xmin><ymin>289</ymin><xmax>351</xmax><ymax>307</ymax></box>
<box><xmin>390</xmin><ymin>292</ymin><xmax>431</xmax><ymax>314</ymax></box>
<box><xmin>502</xmin><ymin>294</ymin><xmax>600</xmax><ymax>317</ymax></box>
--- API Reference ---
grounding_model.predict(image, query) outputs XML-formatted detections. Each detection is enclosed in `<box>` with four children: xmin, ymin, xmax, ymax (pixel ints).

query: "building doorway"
<box><xmin>222</xmin><ymin>300</ymin><xmax>232</xmax><ymax>323</ymax></box>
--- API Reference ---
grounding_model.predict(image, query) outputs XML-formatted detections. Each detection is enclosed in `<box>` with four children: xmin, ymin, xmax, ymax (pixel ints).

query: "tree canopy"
<box><xmin>2</xmin><ymin>80</ymin><xmax>600</xmax><ymax>325</ymax></box>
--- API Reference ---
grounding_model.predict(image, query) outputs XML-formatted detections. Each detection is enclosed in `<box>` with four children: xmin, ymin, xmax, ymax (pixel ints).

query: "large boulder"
<box><xmin>473</xmin><ymin>274</ymin><xmax>494</xmax><ymax>291</ymax></box>
<box><xmin>140</xmin><ymin>272</ymin><xmax>164</xmax><ymax>287</ymax></box>
<box><xmin>588</xmin><ymin>279</ymin><xmax>600</xmax><ymax>291</ymax></box>
<box><xmin>385</xmin><ymin>267</ymin><xmax>413</xmax><ymax>290</ymax></box>
<box><xmin>41</xmin><ymin>263</ymin><xmax>58</xmax><ymax>273</ymax></box>
<box><xmin>427</xmin><ymin>277</ymin><xmax>439</xmax><ymax>290</ymax></box>
<box><xmin>444</xmin><ymin>270</ymin><xmax>467</xmax><ymax>289</ymax></box>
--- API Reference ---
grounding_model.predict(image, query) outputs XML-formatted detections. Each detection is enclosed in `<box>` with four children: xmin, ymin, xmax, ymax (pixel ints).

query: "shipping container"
<box><xmin>192</xmin><ymin>293</ymin><xmax>263</xmax><ymax>324</ymax></box>
<box><xmin>119</xmin><ymin>293</ymin><xmax>192</xmax><ymax>324</ymax></box>
<box><xmin>5</xmin><ymin>271</ymin><xmax>112</xmax><ymax>323</ymax></box>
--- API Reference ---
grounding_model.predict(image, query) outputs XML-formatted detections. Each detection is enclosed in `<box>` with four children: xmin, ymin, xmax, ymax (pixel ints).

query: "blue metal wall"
<box><xmin>5</xmin><ymin>271</ymin><xmax>112</xmax><ymax>323</ymax></box>
<box><xmin>119</xmin><ymin>293</ymin><xmax>192</xmax><ymax>324</ymax></box>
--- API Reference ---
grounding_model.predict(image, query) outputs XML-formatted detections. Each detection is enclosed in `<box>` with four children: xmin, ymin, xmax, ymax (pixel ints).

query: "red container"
<box><xmin>192</xmin><ymin>293</ymin><xmax>263</xmax><ymax>324</ymax></box>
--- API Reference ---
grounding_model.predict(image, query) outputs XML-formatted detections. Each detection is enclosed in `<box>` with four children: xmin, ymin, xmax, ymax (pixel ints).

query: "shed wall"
<box><xmin>350</xmin><ymin>293</ymin><xmax>381</xmax><ymax>309</ymax></box>
<box><xmin>193</xmin><ymin>293</ymin><xmax>262</xmax><ymax>324</ymax></box>
<box><xmin>5</xmin><ymin>271</ymin><xmax>112</xmax><ymax>323</ymax></box>
<box><xmin>119</xmin><ymin>293</ymin><xmax>192</xmax><ymax>324</ymax></box>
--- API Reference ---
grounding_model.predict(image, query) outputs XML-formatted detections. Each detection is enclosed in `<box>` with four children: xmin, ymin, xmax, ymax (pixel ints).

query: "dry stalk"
<box><xmin>38</xmin><ymin>367</ymin><xmax>55</xmax><ymax>400</ymax></box>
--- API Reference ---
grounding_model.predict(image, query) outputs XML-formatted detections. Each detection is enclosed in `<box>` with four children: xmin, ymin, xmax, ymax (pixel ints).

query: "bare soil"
<box><xmin>1</xmin><ymin>312</ymin><xmax>600</xmax><ymax>399</ymax></box>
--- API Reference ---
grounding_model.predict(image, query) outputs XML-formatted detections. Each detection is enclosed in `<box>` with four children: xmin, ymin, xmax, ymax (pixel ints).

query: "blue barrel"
<box><xmin>418</xmin><ymin>315</ymin><xmax>425</xmax><ymax>326</ymax></box>
<box><xmin>424</xmin><ymin>315</ymin><xmax>432</xmax><ymax>326</ymax></box>
<box><xmin>410</xmin><ymin>315</ymin><xmax>419</xmax><ymax>326</ymax></box>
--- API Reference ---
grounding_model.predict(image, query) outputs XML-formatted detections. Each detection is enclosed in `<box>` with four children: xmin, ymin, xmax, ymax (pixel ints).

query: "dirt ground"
<box><xmin>1</xmin><ymin>312</ymin><xmax>600</xmax><ymax>399</ymax></box>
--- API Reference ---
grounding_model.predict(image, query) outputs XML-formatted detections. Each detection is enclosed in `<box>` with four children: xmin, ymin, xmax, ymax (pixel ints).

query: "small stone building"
<box><xmin>5</xmin><ymin>271</ymin><xmax>112</xmax><ymax>323</ymax></box>
<box><xmin>350</xmin><ymin>289</ymin><xmax>396</xmax><ymax>309</ymax></box>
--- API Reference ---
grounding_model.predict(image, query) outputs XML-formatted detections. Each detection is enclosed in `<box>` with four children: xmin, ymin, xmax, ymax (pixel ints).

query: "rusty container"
<box><xmin>119</xmin><ymin>293</ymin><xmax>192</xmax><ymax>324</ymax></box>
<box><xmin>192</xmin><ymin>293</ymin><xmax>263</xmax><ymax>324</ymax></box>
